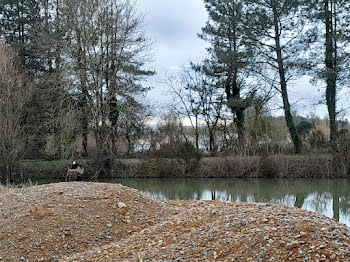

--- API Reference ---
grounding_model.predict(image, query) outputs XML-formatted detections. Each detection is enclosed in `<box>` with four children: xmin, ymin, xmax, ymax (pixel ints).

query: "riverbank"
<box><xmin>13</xmin><ymin>154</ymin><xmax>350</xmax><ymax>182</ymax></box>
<box><xmin>0</xmin><ymin>182</ymin><xmax>349</xmax><ymax>261</ymax></box>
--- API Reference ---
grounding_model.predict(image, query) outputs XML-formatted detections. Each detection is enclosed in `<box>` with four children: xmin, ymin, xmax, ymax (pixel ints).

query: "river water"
<box><xmin>96</xmin><ymin>178</ymin><xmax>350</xmax><ymax>227</ymax></box>
<box><xmin>36</xmin><ymin>177</ymin><xmax>350</xmax><ymax>227</ymax></box>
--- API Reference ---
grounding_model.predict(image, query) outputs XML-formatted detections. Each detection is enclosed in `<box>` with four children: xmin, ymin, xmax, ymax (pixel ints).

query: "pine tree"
<box><xmin>245</xmin><ymin>0</ymin><xmax>305</xmax><ymax>153</ymax></box>
<box><xmin>304</xmin><ymin>0</ymin><xmax>350</xmax><ymax>148</ymax></box>
<box><xmin>200</xmin><ymin>0</ymin><xmax>256</xmax><ymax>146</ymax></box>
<box><xmin>0</xmin><ymin>0</ymin><xmax>41</xmax><ymax>66</ymax></box>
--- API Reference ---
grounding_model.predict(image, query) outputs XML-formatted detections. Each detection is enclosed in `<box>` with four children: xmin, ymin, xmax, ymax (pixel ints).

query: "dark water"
<box><xmin>37</xmin><ymin>178</ymin><xmax>350</xmax><ymax>227</ymax></box>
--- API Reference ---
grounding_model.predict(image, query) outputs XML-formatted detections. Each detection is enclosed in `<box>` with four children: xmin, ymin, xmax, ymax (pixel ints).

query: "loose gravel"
<box><xmin>0</xmin><ymin>182</ymin><xmax>349</xmax><ymax>261</ymax></box>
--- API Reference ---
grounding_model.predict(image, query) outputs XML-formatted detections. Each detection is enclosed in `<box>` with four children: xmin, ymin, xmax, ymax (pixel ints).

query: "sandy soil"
<box><xmin>0</xmin><ymin>182</ymin><xmax>349</xmax><ymax>261</ymax></box>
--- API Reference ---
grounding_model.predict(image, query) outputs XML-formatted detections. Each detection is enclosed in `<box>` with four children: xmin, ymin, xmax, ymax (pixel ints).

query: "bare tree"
<box><xmin>0</xmin><ymin>42</ymin><xmax>31</xmax><ymax>181</ymax></box>
<box><xmin>61</xmin><ymin>0</ymin><xmax>154</xmax><ymax>157</ymax></box>
<box><xmin>168</xmin><ymin>64</ymin><xmax>224</xmax><ymax>152</ymax></box>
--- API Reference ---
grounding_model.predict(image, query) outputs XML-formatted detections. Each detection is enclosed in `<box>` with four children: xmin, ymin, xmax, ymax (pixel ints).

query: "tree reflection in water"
<box><xmin>99</xmin><ymin>178</ymin><xmax>350</xmax><ymax>226</ymax></box>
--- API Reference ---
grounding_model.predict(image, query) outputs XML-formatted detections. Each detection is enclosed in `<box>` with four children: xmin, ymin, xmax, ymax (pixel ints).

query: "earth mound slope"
<box><xmin>1</xmin><ymin>182</ymin><xmax>350</xmax><ymax>261</ymax></box>
<box><xmin>0</xmin><ymin>182</ymin><xmax>178</xmax><ymax>261</ymax></box>
<box><xmin>65</xmin><ymin>201</ymin><xmax>350</xmax><ymax>261</ymax></box>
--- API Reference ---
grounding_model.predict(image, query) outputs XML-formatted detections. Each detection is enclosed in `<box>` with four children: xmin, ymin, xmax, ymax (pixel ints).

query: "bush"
<box><xmin>258</xmin><ymin>155</ymin><xmax>277</xmax><ymax>178</ymax></box>
<box><xmin>309</xmin><ymin>129</ymin><xmax>327</xmax><ymax>149</ymax></box>
<box><xmin>176</xmin><ymin>142</ymin><xmax>202</xmax><ymax>163</ymax></box>
<box><xmin>332</xmin><ymin>131</ymin><xmax>350</xmax><ymax>177</ymax></box>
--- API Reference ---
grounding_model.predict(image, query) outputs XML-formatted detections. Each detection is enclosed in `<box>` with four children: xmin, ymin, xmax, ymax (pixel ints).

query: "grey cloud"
<box><xmin>139</xmin><ymin>0</ymin><xmax>208</xmax><ymax>48</ymax></box>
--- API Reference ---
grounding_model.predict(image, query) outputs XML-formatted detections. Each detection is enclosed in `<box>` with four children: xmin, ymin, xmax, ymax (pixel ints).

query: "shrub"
<box><xmin>258</xmin><ymin>155</ymin><xmax>277</xmax><ymax>178</ymax></box>
<box><xmin>176</xmin><ymin>141</ymin><xmax>202</xmax><ymax>163</ymax></box>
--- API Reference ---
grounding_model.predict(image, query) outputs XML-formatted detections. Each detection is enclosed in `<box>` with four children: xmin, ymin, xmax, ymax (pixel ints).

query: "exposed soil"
<box><xmin>0</xmin><ymin>182</ymin><xmax>349</xmax><ymax>262</ymax></box>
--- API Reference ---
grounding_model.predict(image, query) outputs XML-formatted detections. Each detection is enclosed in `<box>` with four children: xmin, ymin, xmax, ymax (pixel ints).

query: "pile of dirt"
<box><xmin>0</xmin><ymin>183</ymin><xmax>178</xmax><ymax>261</ymax></box>
<box><xmin>1</xmin><ymin>182</ymin><xmax>349</xmax><ymax>261</ymax></box>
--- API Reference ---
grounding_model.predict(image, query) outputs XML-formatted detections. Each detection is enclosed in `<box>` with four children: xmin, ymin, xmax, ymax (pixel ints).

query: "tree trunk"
<box><xmin>195</xmin><ymin>115</ymin><xmax>199</xmax><ymax>149</ymax></box>
<box><xmin>77</xmin><ymin>39</ymin><xmax>89</xmax><ymax>157</ymax></box>
<box><xmin>225</xmin><ymin>24</ymin><xmax>245</xmax><ymax>147</ymax></box>
<box><xmin>325</xmin><ymin>0</ymin><xmax>338</xmax><ymax>148</ymax></box>
<box><xmin>273</xmin><ymin>7</ymin><xmax>302</xmax><ymax>154</ymax></box>
<box><xmin>209</xmin><ymin>131</ymin><xmax>215</xmax><ymax>152</ymax></box>
<box><xmin>235</xmin><ymin>108</ymin><xmax>245</xmax><ymax>147</ymax></box>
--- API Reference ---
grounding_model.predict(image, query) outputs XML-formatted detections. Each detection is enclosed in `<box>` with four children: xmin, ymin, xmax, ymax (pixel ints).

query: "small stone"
<box><xmin>106</xmin><ymin>223</ymin><xmax>112</xmax><ymax>228</ymax></box>
<box><xmin>286</xmin><ymin>241</ymin><xmax>305</xmax><ymax>250</ymax></box>
<box><xmin>118</xmin><ymin>202</ymin><xmax>126</xmax><ymax>208</ymax></box>
<box><xmin>330</xmin><ymin>253</ymin><xmax>336</xmax><ymax>260</ymax></box>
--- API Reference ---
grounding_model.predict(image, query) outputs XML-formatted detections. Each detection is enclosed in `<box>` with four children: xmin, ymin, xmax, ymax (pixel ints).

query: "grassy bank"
<box><xmin>14</xmin><ymin>154</ymin><xmax>350</xmax><ymax>181</ymax></box>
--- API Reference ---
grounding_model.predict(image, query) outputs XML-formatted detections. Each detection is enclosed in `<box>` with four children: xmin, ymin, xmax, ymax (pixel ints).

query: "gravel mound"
<box><xmin>1</xmin><ymin>182</ymin><xmax>350</xmax><ymax>261</ymax></box>
<box><xmin>0</xmin><ymin>182</ymin><xmax>178</xmax><ymax>261</ymax></box>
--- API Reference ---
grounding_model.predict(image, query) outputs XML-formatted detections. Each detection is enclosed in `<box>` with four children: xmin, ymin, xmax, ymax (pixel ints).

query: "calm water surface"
<box><xmin>99</xmin><ymin>178</ymin><xmax>350</xmax><ymax>227</ymax></box>
<box><xmin>38</xmin><ymin>178</ymin><xmax>350</xmax><ymax>227</ymax></box>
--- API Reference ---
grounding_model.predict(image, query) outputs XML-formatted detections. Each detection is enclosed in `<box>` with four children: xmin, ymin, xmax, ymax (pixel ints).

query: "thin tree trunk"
<box><xmin>195</xmin><ymin>115</ymin><xmax>199</xmax><ymax>149</ymax></box>
<box><xmin>325</xmin><ymin>0</ymin><xmax>337</xmax><ymax>148</ymax></box>
<box><xmin>273</xmin><ymin>7</ymin><xmax>302</xmax><ymax>154</ymax></box>
<box><xmin>77</xmin><ymin>36</ymin><xmax>89</xmax><ymax>157</ymax></box>
<box><xmin>235</xmin><ymin>108</ymin><xmax>245</xmax><ymax>147</ymax></box>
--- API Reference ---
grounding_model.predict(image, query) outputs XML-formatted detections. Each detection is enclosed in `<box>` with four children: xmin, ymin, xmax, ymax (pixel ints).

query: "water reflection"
<box><xmin>99</xmin><ymin>178</ymin><xmax>350</xmax><ymax>227</ymax></box>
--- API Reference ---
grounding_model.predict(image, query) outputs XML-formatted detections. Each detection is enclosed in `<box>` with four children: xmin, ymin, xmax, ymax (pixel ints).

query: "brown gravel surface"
<box><xmin>1</xmin><ymin>183</ymin><xmax>350</xmax><ymax>262</ymax></box>
<box><xmin>0</xmin><ymin>182</ymin><xmax>178</xmax><ymax>261</ymax></box>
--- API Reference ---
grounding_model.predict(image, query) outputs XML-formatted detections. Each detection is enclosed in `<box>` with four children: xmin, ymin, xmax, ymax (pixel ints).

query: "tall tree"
<box><xmin>0</xmin><ymin>42</ymin><xmax>31</xmax><ymax>180</ymax></box>
<box><xmin>0</xmin><ymin>0</ymin><xmax>70</xmax><ymax>159</ymax></box>
<box><xmin>0</xmin><ymin>0</ymin><xmax>41</xmax><ymax>66</ymax></box>
<box><xmin>305</xmin><ymin>0</ymin><xmax>350</xmax><ymax>148</ymax></box>
<box><xmin>21</xmin><ymin>0</ymin><xmax>68</xmax><ymax>158</ymax></box>
<box><xmin>61</xmin><ymin>0</ymin><xmax>154</xmax><ymax>156</ymax></box>
<box><xmin>245</xmin><ymin>0</ymin><xmax>306</xmax><ymax>153</ymax></box>
<box><xmin>200</xmin><ymin>0</ymin><xmax>255</xmax><ymax>146</ymax></box>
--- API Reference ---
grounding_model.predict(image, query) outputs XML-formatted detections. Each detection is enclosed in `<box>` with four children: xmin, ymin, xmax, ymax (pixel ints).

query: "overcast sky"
<box><xmin>137</xmin><ymin>0</ymin><xmax>348</xmax><ymax>119</ymax></box>
<box><xmin>137</xmin><ymin>0</ymin><xmax>208</xmax><ymax>106</ymax></box>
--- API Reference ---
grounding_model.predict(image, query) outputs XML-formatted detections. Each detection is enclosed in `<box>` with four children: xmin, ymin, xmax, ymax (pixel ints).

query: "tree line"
<box><xmin>169</xmin><ymin>0</ymin><xmax>349</xmax><ymax>154</ymax></box>
<box><xmin>0</xmin><ymin>0</ymin><xmax>153</xmax><ymax>178</ymax></box>
<box><xmin>0</xmin><ymin>0</ymin><xmax>350</xmax><ymax>179</ymax></box>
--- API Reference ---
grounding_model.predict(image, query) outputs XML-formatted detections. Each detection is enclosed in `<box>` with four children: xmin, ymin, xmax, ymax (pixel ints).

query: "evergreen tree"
<box><xmin>304</xmin><ymin>0</ymin><xmax>350</xmax><ymax>148</ymax></box>
<box><xmin>200</xmin><ymin>0</ymin><xmax>256</xmax><ymax>146</ymax></box>
<box><xmin>0</xmin><ymin>0</ymin><xmax>41</xmax><ymax>66</ymax></box>
<box><xmin>245</xmin><ymin>0</ymin><xmax>306</xmax><ymax>153</ymax></box>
